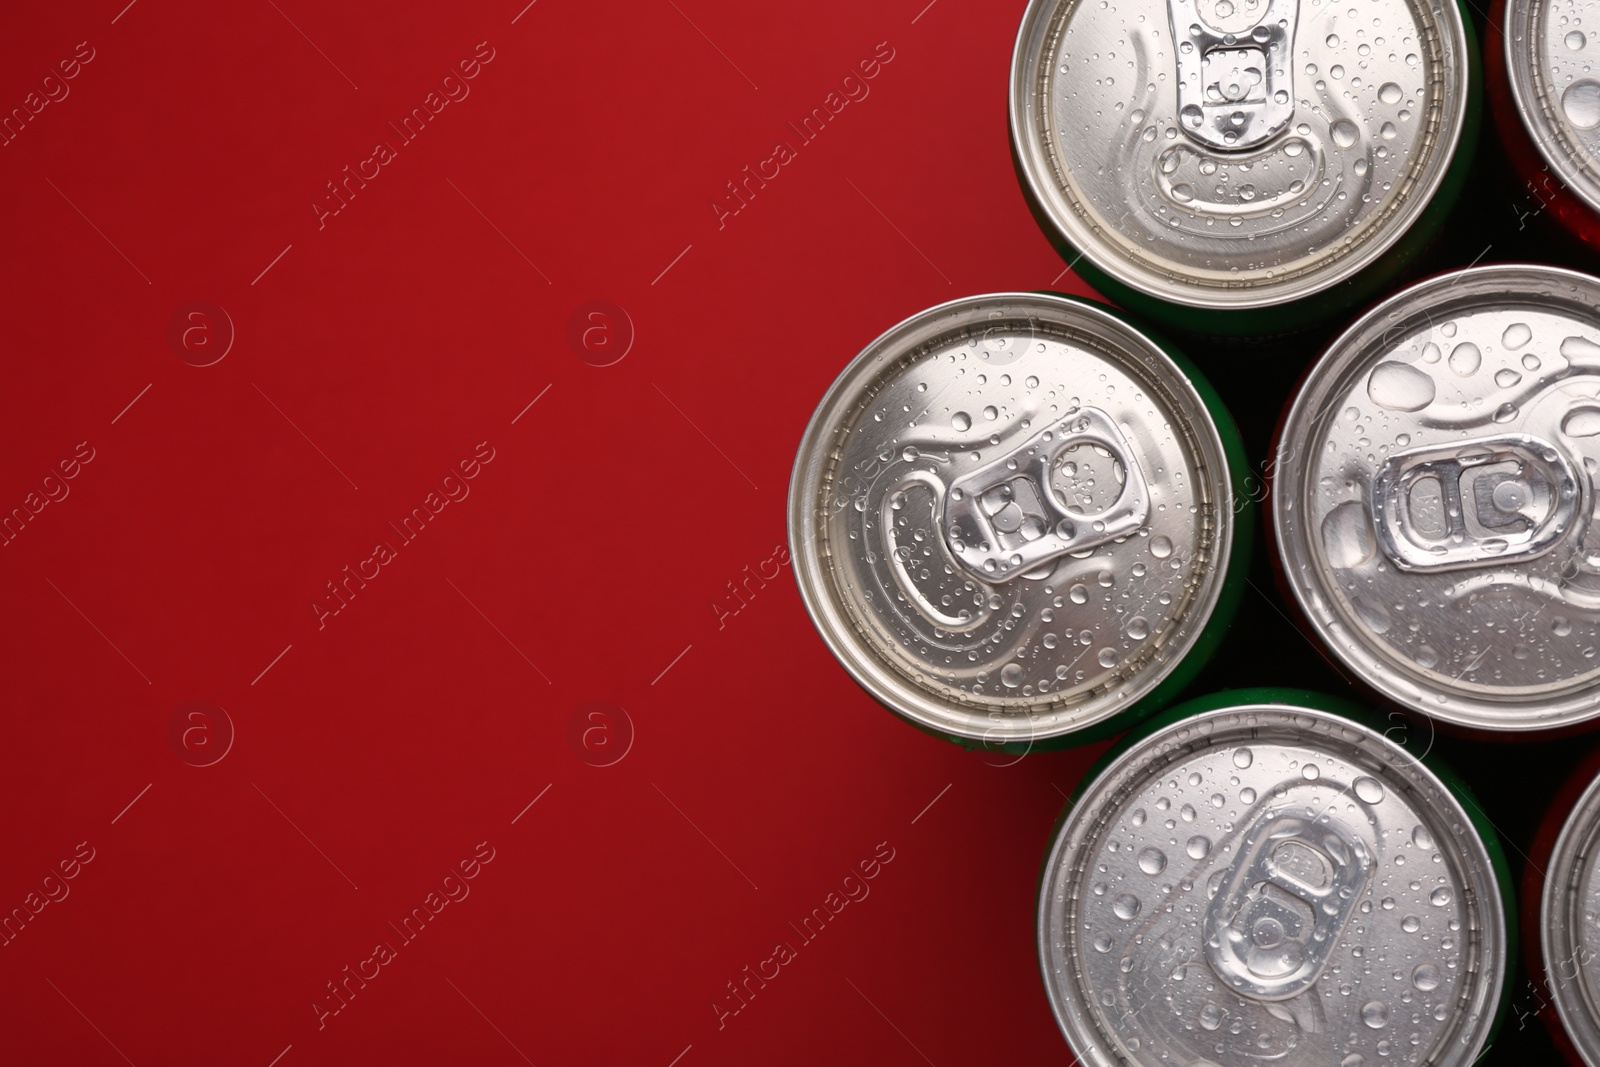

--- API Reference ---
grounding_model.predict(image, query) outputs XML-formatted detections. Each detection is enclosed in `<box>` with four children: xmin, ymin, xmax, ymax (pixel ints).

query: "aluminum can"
<box><xmin>1010</xmin><ymin>0</ymin><xmax>1479</xmax><ymax>335</ymax></box>
<box><xmin>788</xmin><ymin>292</ymin><xmax>1250</xmax><ymax>750</ymax></box>
<box><xmin>1540</xmin><ymin>762</ymin><xmax>1600</xmax><ymax>1065</ymax></box>
<box><xmin>1490</xmin><ymin>0</ymin><xmax>1600</xmax><ymax>252</ymax></box>
<box><xmin>1273</xmin><ymin>264</ymin><xmax>1600</xmax><ymax>732</ymax></box>
<box><xmin>1038</xmin><ymin>689</ymin><xmax>1510</xmax><ymax>1066</ymax></box>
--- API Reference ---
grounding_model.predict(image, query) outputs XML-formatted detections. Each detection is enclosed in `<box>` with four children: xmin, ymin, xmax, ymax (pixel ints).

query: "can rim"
<box><xmin>1274</xmin><ymin>262</ymin><xmax>1600</xmax><ymax>731</ymax></box>
<box><xmin>1544</xmin><ymin>770</ymin><xmax>1600</xmax><ymax>1066</ymax></box>
<box><xmin>787</xmin><ymin>291</ymin><xmax>1235</xmax><ymax>744</ymax></box>
<box><xmin>1037</xmin><ymin>698</ymin><xmax>1507</xmax><ymax>1066</ymax></box>
<box><xmin>1008</xmin><ymin>0</ymin><xmax>1471</xmax><ymax>310</ymax></box>
<box><xmin>1504</xmin><ymin>0</ymin><xmax>1600</xmax><ymax>219</ymax></box>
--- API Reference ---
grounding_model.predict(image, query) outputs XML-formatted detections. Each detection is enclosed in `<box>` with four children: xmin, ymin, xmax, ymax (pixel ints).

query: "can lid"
<box><xmin>1038</xmin><ymin>700</ymin><xmax>1505</xmax><ymax>1067</ymax></box>
<box><xmin>1544</xmin><ymin>771</ymin><xmax>1600</xmax><ymax>1065</ymax></box>
<box><xmin>1010</xmin><ymin>0</ymin><xmax>1470</xmax><ymax>309</ymax></box>
<box><xmin>1275</xmin><ymin>264</ymin><xmax>1600</xmax><ymax>731</ymax></box>
<box><xmin>1505</xmin><ymin>0</ymin><xmax>1600</xmax><ymax>217</ymax></box>
<box><xmin>788</xmin><ymin>293</ymin><xmax>1235</xmax><ymax>745</ymax></box>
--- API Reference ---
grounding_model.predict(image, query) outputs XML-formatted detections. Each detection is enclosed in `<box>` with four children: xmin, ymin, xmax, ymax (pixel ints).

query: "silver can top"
<box><xmin>1275</xmin><ymin>264</ymin><xmax>1600</xmax><ymax>731</ymax></box>
<box><xmin>1039</xmin><ymin>701</ymin><xmax>1506</xmax><ymax>1067</ymax></box>
<box><xmin>1544</xmin><ymin>770</ymin><xmax>1600</xmax><ymax>1065</ymax></box>
<box><xmin>788</xmin><ymin>293</ymin><xmax>1236</xmax><ymax>745</ymax></box>
<box><xmin>1506</xmin><ymin>0</ymin><xmax>1600</xmax><ymax>216</ymax></box>
<box><xmin>1010</xmin><ymin>0</ymin><xmax>1470</xmax><ymax>309</ymax></box>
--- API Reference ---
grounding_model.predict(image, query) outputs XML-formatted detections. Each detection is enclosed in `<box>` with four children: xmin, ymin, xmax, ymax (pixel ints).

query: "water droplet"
<box><xmin>1493</xmin><ymin>402</ymin><xmax>1519</xmax><ymax>423</ymax></box>
<box><xmin>1171</xmin><ymin>182</ymin><xmax>1195</xmax><ymax>203</ymax></box>
<box><xmin>1321</xmin><ymin>500</ymin><xmax>1377</xmax><ymax>568</ymax></box>
<box><xmin>1130</xmin><ymin>808</ymin><xmax>1146</xmax><ymax>827</ymax></box>
<box><xmin>1199</xmin><ymin>1002</ymin><xmax>1223</xmax><ymax>1030</ymax></box>
<box><xmin>1216</xmin><ymin>0</ymin><xmax>1234</xmax><ymax>14</ymax></box>
<box><xmin>1564</xmin><ymin>408</ymin><xmax>1600</xmax><ymax>437</ymax></box>
<box><xmin>1354</xmin><ymin>777</ymin><xmax>1385</xmax><ymax>804</ymax></box>
<box><xmin>1361</xmin><ymin>1000</ymin><xmax>1389</xmax><ymax>1028</ymax></box>
<box><xmin>1025</xmin><ymin>375</ymin><xmax>1039</xmax><ymax>388</ymax></box>
<box><xmin>1001</xmin><ymin>664</ymin><xmax>1024</xmax><ymax>687</ymax></box>
<box><xmin>1555</xmin><ymin>616</ymin><xmax>1574</xmax><ymax>637</ymax></box>
<box><xmin>1412</xmin><ymin>963</ymin><xmax>1441</xmax><ymax>991</ymax></box>
<box><xmin>1495</xmin><ymin>368</ymin><xmax>1523</xmax><ymax>388</ymax></box>
<box><xmin>1182</xmin><ymin>104</ymin><xmax>1204</xmax><ymax>128</ymax></box>
<box><xmin>1302</xmin><ymin>762</ymin><xmax>1320</xmax><ymax>780</ymax></box>
<box><xmin>1413</xmin><ymin>825</ymin><xmax>1434</xmax><ymax>850</ymax></box>
<box><xmin>1503</xmin><ymin>322</ymin><xmax>1533</xmax><ymax>349</ymax></box>
<box><xmin>1447</xmin><ymin>342</ymin><xmax>1482</xmax><ymax>376</ymax></box>
<box><xmin>1378</xmin><ymin>82</ymin><xmax>1402</xmax><ymax>105</ymax></box>
<box><xmin>1326</xmin><ymin>32</ymin><xmax>1341</xmax><ymax>46</ymax></box>
<box><xmin>1069</xmin><ymin>584</ymin><xmax>1089</xmax><ymax>604</ymax></box>
<box><xmin>983</xmin><ymin>405</ymin><xmax>998</xmax><ymax>421</ymax></box>
<box><xmin>1098</xmin><ymin>648</ymin><xmax>1119</xmax><ymax>668</ymax></box>
<box><xmin>1380</xmin><ymin>121</ymin><xmax>1397</xmax><ymax>139</ymax></box>
<box><xmin>1233</xmin><ymin>747</ymin><xmax>1253</xmax><ymax>768</ymax></box>
<box><xmin>1430</xmin><ymin>886</ymin><xmax>1452</xmax><ymax>906</ymax></box>
<box><xmin>1524</xmin><ymin>352</ymin><xmax>1542</xmax><ymax>370</ymax></box>
<box><xmin>1127</xmin><ymin>616</ymin><xmax>1150</xmax><ymax>640</ymax></box>
<box><xmin>1093</xmin><ymin>931</ymin><xmax>1114</xmax><ymax>952</ymax></box>
<box><xmin>1564</xmin><ymin>80</ymin><xmax>1600</xmax><ymax>129</ymax></box>
<box><xmin>1420</xmin><ymin>341</ymin><xmax>1441</xmax><ymax>363</ymax></box>
<box><xmin>1342</xmin><ymin>1056</ymin><xmax>1367</xmax><ymax>1067</ymax></box>
<box><xmin>1187</xmin><ymin>835</ymin><xmax>1212</xmax><ymax>859</ymax></box>
<box><xmin>1240</xmin><ymin>787</ymin><xmax>1257</xmax><ymax>804</ymax></box>
<box><xmin>1331</xmin><ymin>119</ymin><xmax>1359</xmax><ymax>148</ymax></box>
<box><xmin>952</xmin><ymin>412</ymin><xmax>972</xmax><ymax>431</ymax></box>
<box><xmin>1113</xmin><ymin>892</ymin><xmax>1142</xmax><ymax>919</ymax></box>
<box><xmin>1150</xmin><ymin>536</ymin><xmax>1174</xmax><ymax>559</ymax></box>
<box><xmin>1569</xmin><ymin>30</ymin><xmax>1589</xmax><ymax>50</ymax></box>
<box><xmin>1367</xmin><ymin>361</ymin><xmax>1436</xmax><ymax>411</ymax></box>
<box><xmin>1401</xmin><ymin>915</ymin><xmax>1421</xmax><ymax>933</ymax></box>
<box><xmin>1138</xmin><ymin>847</ymin><xmax>1167</xmax><ymax>875</ymax></box>
<box><xmin>1180</xmin><ymin>803</ymin><xmax>1197</xmax><ymax>822</ymax></box>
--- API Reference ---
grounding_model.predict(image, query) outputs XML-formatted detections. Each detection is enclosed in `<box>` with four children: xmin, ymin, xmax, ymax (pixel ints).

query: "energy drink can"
<box><xmin>1010</xmin><ymin>0</ymin><xmax>1479</xmax><ymax>335</ymax></box>
<box><xmin>1538</xmin><ymin>759</ymin><xmax>1600</xmax><ymax>1064</ymax></box>
<box><xmin>1273</xmin><ymin>264</ymin><xmax>1600</xmax><ymax>732</ymax></box>
<box><xmin>1038</xmin><ymin>689</ymin><xmax>1511</xmax><ymax>1065</ymax></box>
<box><xmin>788</xmin><ymin>292</ymin><xmax>1250</xmax><ymax>750</ymax></box>
<box><xmin>1489</xmin><ymin>0</ymin><xmax>1600</xmax><ymax>252</ymax></box>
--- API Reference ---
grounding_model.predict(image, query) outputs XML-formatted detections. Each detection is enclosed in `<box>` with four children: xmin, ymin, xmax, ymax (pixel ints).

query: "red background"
<box><xmin>0</xmin><ymin>1</ymin><xmax>1115</xmax><ymax>1064</ymax></box>
<box><xmin>0</xmin><ymin>0</ymin><xmax>1582</xmax><ymax>1064</ymax></box>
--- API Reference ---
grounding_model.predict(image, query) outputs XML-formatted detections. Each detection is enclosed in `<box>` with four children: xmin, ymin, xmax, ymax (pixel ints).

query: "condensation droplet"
<box><xmin>1564</xmin><ymin>80</ymin><xmax>1600</xmax><ymax>130</ymax></box>
<box><xmin>1187</xmin><ymin>835</ymin><xmax>1212</xmax><ymax>859</ymax></box>
<box><xmin>1430</xmin><ymin>886</ymin><xmax>1452</xmax><ymax>906</ymax></box>
<box><xmin>1412</xmin><ymin>963</ymin><xmax>1441</xmax><ymax>991</ymax></box>
<box><xmin>952</xmin><ymin>412</ymin><xmax>972</xmax><ymax>431</ymax></box>
<box><xmin>1113</xmin><ymin>892</ymin><xmax>1141</xmax><ymax>920</ymax></box>
<box><xmin>1367</xmin><ymin>361</ymin><xmax>1435</xmax><ymax>411</ymax></box>
<box><xmin>1378</xmin><ymin>82</ymin><xmax>1402</xmax><ymax>105</ymax></box>
<box><xmin>1233</xmin><ymin>747</ymin><xmax>1253</xmax><ymax>768</ymax></box>
<box><xmin>1137</xmin><ymin>847</ymin><xmax>1167</xmax><ymax>876</ymax></box>
<box><xmin>1503</xmin><ymin>322</ymin><xmax>1532</xmax><ymax>350</ymax></box>
<box><xmin>1331</xmin><ymin>119</ymin><xmax>1359</xmax><ymax>148</ymax></box>
<box><xmin>1354</xmin><ymin>777</ymin><xmax>1385</xmax><ymax>804</ymax></box>
<box><xmin>1151</xmin><ymin>536</ymin><xmax>1174</xmax><ymax>559</ymax></box>
<box><xmin>1361</xmin><ymin>1000</ymin><xmax>1389</xmax><ymax>1029</ymax></box>
<box><xmin>1447</xmin><ymin>342</ymin><xmax>1481</xmax><ymax>376</ymax></box>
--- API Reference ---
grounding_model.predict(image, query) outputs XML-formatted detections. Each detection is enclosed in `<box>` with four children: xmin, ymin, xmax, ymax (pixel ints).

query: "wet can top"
<box><xmin>1010</xmin><ymin>0</ymin><xmax>1471</xmax><ymax>310</ymax></box>
<box><xmin>1275</xmin><ymin>264</ymin><xmax>1600</xmax><ymax>731</ymax></box>
<box><xmin>1505</xmin><ymin>0</ymin><xmax>1600</xmax><ymax>218</ymax></box>
<box><xmin>1038</xmin><ymin>697</ymin><xmax>1506</xmax><ymax>1067</ymax></box>
<box><xmin>788</xmin><ymin>293</ymin><xmax>1237</xmax><ymax>746</ymax></box>
<box><xmin>1545</xmin><ymin>770</ymin><xmax>1600</xmax><ymax>1065</ymax></box>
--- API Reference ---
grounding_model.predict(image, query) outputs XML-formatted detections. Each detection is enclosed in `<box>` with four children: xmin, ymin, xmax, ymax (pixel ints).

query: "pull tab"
<box><xmin>1370</xmin><ymin>433</ymin><xmax>1584</xmax><ymax>573</ymax></box>
<box><xmin>1168</xmin><ymin>0</ymin><xmax>1297</xmax><ymax>151</ymax></box>
<box><xmin>1205</xmin><ymin>812</ymin><xmax>1371</xmax><ymax>1001</ymax></box>
<box><xmin>941</xmin><ymin>407</ymin><xmax>1149</xmax><ymax>581</ymax></box>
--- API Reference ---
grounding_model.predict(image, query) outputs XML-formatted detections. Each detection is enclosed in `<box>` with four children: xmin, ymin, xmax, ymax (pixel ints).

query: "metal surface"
<box><xmin>1274</xmin><ymin>264</ymin><xmax>1600</xmax><ymax>731</ymax></box>
<box><xmin>1010</xmin><ymin>0</ymin><xmax>1470</xmax><ymax>309</ymax></box>
<box><xmin>1544</xmin><ymin>771</ymin><xmax>1600</xmax><ymax>1067</ymax></box>
<box><xmin>1039</xmin><ymin>701</ymin><xmax>1506</xmax><ymax>1067</ymax></box>
<box><xmin>788</xmin><ymin>293</ymin><xmax>1235</xmax><ymax>745</ymax></box>
<box><xmin>1505</xmin><ymin>0</ymin><xmax>1600</xmax><ymax>217</ymax></box>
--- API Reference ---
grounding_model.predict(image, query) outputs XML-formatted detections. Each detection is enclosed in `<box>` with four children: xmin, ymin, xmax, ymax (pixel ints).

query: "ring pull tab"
<box><xmin>941</xmin><ymin>406</ymin><xmax>1150</xmax><ymax>582</ymax></box>
<box><xmin>1204</xmin><ymin>812</ymin><xmax>1372</xmax><ymax>1001</ymax></box>
<box><xmin>1370</xmin><ymin>433</ymin><xmax>1585</xmax><ymax>573</ymax></box>
<box><xmin>1167</xmin><ymin>0</ymin><xmax>1298</xmax><ymax>151</ymax></box>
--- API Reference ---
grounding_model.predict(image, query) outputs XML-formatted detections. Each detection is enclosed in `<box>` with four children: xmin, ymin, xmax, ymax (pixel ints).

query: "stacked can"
<box><xmin>1037</xmin><ymin>690</ymin><xmax>1511</xmax><ymax>1066</ymax></box>
<box><xmin>1010</xmin><ymin>0</ymin><xmax>1479</xmax><ymax>335</ymax></box>
<box><xmin>789</xmin><ymin>293</ymin><xmax>1251</xmax><ymax>750</ymax></box>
